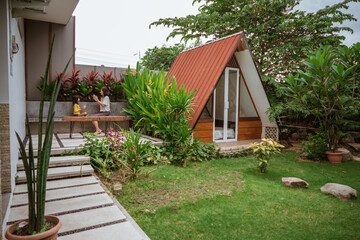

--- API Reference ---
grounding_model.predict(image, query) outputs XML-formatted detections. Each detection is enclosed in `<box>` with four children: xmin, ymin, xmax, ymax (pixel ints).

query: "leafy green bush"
<box><xmin>121</xmin><ymin>129</ymin><xmax>151</xmax><ymax>177</ymax></box>
<box><xmin>302</xmin><ymin>132</ymin><xmax>328</xmax><ymax>161</ymax></box>
<box><xmin>250</xmin><ymin>139</ymin><xmax>284</xmax><ymax>173</ymax></box>
<box><xmin>80</xmin><ymin>132</ymin><xmax>122</xmax><ymax>170</ymax></box>
<box><xmin>122</xmin><ymin>63</ymin><xmax>195</xmax><ymax>166</ymax></box>
<box><xmin>190</xmin><ymin>138</ymin><xmax>218</xmax><ymax>162</ymax></box>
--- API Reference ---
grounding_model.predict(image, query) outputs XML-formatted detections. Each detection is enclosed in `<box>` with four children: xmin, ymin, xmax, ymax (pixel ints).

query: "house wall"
<box><xmin>235</xmin><ymin>50</ymin><xmax>278</xmax><ymax>140</ymax></box>
<box><xmin>0</xmin><ymin>0</ymin><xmax>27</xmax><ymax>235</ymax></box>
<box><xmin>25</xmin><ymin>18</ymin><xmax>75</xmax><ymax>101</ymax></box>
<box><xmin>193</xmin><ymin>118</ymin><xmax>213</xmax><ymax>143</ymax></box>
<box><xmin>238</xmin><ymin>120</ymin><xmax>262</xmax><ymax>140</ymax></box>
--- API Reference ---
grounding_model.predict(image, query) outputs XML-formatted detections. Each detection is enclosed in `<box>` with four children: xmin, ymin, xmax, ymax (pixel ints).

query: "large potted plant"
<box><xmin>281</xmin><ymin>45</ymin><xmax>356</xmax><ymax>164</ymax></box>
<box><xmin>324</xmin><ymin>121</ymin><xmax>343</xmax><ymax>164</ymax></box>
<box><xmin>6</xmin><ymin>37</ymin><xmax>70</xmax><ymax>239</ymax></box>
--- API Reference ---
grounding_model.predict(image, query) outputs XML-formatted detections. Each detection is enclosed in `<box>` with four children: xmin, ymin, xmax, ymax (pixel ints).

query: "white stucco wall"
<box><xmin>0</xmin><ymin>0</ymin><xmax>10</xmax><ymax>104</ymax></box>
<box><xmin>235</xmin><ymin>50</ymin><xmax>276</xmax><ymax>127</ymax></box>
<box><xmin>0</xmin><ymin>1</ymin><xmax>26</xmax><ymax>234</ymax></box>
<box><xmin>9</xmin><ymin>17</ymin><xmax>26</xmax><ymax>192</ymax></box>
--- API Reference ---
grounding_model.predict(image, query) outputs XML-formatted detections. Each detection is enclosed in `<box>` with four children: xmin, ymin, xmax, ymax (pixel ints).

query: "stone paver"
<box><xmin>12</xmin><ymin>184</ymin><xmax>104</xmax><ymax>206</ymax></box>
<box><xmin>17</xmin><ymin>155</ymin><xmax>90</xmax><ymax>170</ymax></box>
<box><xmin>58</xmin><ymin>222</ymin><xmax>144</xmax><ymax>240</ymax></box>
<box><xmin>8</xmin><ymin>193</ymin><xmax>114</xmax><ymax>223</ymax></box>
<box><xmin>16</xmin><ymin>165</ymin><xmax>93</xmax><ymax>183</ymax></box>
<box><xmin>58</xmin><ymin>205</ymin><xmax>126</xmax><ymax>234</ymax></box>
<box><xmin>14</xmin><ymin>176</ymin><xmax>98</xmax><ymax>193</ymax></box>
<box><xmin>8</xmin><ymin>133</ymin><xmax>150</xmax><ymax>240</ymax></box>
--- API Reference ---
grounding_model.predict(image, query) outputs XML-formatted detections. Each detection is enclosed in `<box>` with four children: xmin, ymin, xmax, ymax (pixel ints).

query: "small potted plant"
<box><xmin>250</xmin><ymin>138</ymin><xmax>284</xmax><ymax>173</ymax></box>
<box><xmin>324</xmin><ymin>122</ymin><xmax>343</xmax><ymax>164</ymax></box>
<box><xmin>6</xmin><ymin>37</ymin><xmax>70</xmax><ymax>239</ymax></box>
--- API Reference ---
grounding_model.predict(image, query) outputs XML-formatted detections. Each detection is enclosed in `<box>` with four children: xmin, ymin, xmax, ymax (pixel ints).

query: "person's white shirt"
<box><xmin>100</xmin><ymin>96</ymin><xmax>110</xmax><ymax>112</ymax></box>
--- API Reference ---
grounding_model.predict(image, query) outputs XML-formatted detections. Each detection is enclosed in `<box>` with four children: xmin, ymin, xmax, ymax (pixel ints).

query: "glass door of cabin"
<box><xmin>213</xmin><ymin>68</ymin><xmax>239</xmax><ymax>142</ymax></box>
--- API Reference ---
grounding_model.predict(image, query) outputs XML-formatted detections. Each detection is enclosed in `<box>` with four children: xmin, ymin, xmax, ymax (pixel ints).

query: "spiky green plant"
<box><xmin>15</xmin><ymin>36</ymin><xmax>71</xmax><ymax>234</ymax></box>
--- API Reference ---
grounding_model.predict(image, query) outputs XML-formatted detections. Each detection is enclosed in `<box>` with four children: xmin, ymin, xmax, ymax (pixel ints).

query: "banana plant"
<box><xmin>15</xmin><ymin>36</ymin><xmax>71</xmax><ymax>233</ymax></box>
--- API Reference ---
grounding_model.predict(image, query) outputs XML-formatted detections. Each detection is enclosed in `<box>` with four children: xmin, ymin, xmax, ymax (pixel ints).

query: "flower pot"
<box><xmin>5</xmin><ymin>215</ymin><xmax>62</xmax><ymax>240</ymax></box>
<box><xmin>325</xmin><ymin>151</ymin><xmax>343</xmax><ymax>164</ymax></box>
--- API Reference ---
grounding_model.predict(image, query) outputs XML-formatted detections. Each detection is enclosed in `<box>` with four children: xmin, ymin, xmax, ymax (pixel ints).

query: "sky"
<box><xmin>73</xmin><ymin>0</ymin><xmax>360</xmax><ymax>68</ymax></box>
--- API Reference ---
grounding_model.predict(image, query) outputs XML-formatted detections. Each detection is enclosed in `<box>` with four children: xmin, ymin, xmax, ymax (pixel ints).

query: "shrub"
<box><xmin>190</xmin><ymin>138</ymin><xmax>218</xmax><ymax>162</ymax></box>
<box><xmin>122</xmin><ymin>63</ymin><xmax>195</xmax><ymax>166</ymax></box>
<box><xmin>302</xmin><ymin>132</ymin><xmax>328</xmax><ymax>161</ymax></box>
<box><xmin>250</xmin><ymin>138</ymin><xmax>284</xmax><ymax>173</ymax></box>
<box><xmin>121</xmin><ymin>129</ymin><xmax>151</xmax><ymax>178</ymax></box>
<box><xmin>81</xmin><ymin>132</ymin><xmax>122</xmax><ymax>171</ymax></box>
<box><xmin>278</xmin><ymin>45</ymin><xmax>358</xmax><ymax>151</ymax></box>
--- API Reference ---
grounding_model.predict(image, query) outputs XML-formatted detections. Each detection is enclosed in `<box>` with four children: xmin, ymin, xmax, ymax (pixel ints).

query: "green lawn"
<box><xmin>116</xmin><ymin>151</ymin><xmax>360</xmax><ymax>240</ymax></box>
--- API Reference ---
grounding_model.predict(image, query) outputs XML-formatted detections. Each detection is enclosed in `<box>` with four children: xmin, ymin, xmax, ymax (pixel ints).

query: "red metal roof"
<box><xmin>167</xmin><ymin>32</ymin><xmax>243</xmax><ymax>128</ymax></box>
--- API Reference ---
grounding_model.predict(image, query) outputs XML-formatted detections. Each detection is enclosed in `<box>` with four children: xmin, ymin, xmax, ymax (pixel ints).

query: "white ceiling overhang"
<box><xmin>12</xmin><ymin>0</ymin><xmax>79</xmax><ymax>25</ymax></box>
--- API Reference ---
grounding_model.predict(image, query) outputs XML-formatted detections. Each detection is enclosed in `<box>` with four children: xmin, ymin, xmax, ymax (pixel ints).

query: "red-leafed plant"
<box><xmin>60</xmin><ymin>68</ymin><xmax>79</xmax><ymax>98</ymax></box>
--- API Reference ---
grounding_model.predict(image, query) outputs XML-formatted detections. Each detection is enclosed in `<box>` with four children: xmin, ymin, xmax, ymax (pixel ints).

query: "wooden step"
<box><xmin>16</xmin><ymin>165</ymin><xmax>94</xmax><ymax>183</ymax></box>
<box><xmin>17</xmin><ymin>155</ymin><xmax>90</xmax><ymax>170</ymax></box>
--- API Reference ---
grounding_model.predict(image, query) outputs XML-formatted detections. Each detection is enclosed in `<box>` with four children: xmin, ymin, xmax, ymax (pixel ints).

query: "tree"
<box><xmin>281</xmin><ymin>45</ymin><xmax>358</xmax><ymax>150</ymax></box>
<box><xmin>141</xmin><ymin>43</ymin><xmax>187</xmax><ymax>71</ymax></box>
<box><xmin>150</xmin><ymin>0</ymin><xmax>359</xmax><ymax>98</ymax></box>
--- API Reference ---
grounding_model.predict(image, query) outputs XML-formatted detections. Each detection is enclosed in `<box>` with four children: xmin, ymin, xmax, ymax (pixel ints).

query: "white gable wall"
<box><xmin>234</xmin><ymin>50</ymin><xmax>278</xmax><ymax>139</ymax></box>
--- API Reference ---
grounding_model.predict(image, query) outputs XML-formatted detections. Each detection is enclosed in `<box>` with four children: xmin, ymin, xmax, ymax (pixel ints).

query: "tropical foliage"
<box><xmin>122</xmin><ymin>63</ymin><xmax>196</xmax><ymax>166</ymax></box>
<box><xmin>250</xmin><ymin>138</ymin><xmax>284</xmax><ymax>173</ymax></box>
<box><xmin>38</xmin><ymin>69</ymin><xmax>126</xmax><ymax>102</ymax></box>
<box><xmin>279</xmin><ymin>45</ymin><xmax>358</xmax><ymax>151</ymax></box>
<box><xmin>16</xmin><ymin>37</ymin><xmax>71</xmax><ymax>234</ymax></box>
<box><xmin>302</xmin><ymin>132</ymin><xmax>328</xmax><ymax>161</ymax></box>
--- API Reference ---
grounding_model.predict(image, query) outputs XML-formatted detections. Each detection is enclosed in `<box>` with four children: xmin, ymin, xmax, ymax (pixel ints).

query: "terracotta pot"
<box><xmin>325</xmin><ymin>151</ymin><xmax>343</xmax><ymax>164</ymax></box>
<box><xmin>5</xmin><ymin>215</ymin><xmax>62</xmax><ymax>240</ymax></box>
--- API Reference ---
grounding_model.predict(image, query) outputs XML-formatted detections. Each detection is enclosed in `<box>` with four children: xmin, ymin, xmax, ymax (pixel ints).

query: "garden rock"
<box><xmin>348</xmin><ymin>143</ymin><xmax>360</xmax><ymax>152</ymax></box>
<box><xmin>342</xmin><ymin>137</ymin><xmax>355</xmax><ymax>143</ymax></box>
<box><xmin>113</xmin><ymin>183</ymin><xmax>122</xmax><ymax>192</ymax></box>
<box><xmin>282</xmin><ymin>177</ymin><xmax>309</xmax><ymax>188</ymax></box>
<box><xmin>320</xmin><ymin>183</ymin><xmax>357</xmax><ymax>200</ymax></box>
<box><xmin>336</xmin><ymin>148</ymin><xmax>353</xmax><ymax>161</ymax></box>
<box><xmin>353</xmin><ymin>156</ymin><xmax>360</xmax><ymax>162</ymax></box>
<box><xmin>300</xmin><ymin>152</ymin><xmax>309</xmax><ymax>158</ymax></box>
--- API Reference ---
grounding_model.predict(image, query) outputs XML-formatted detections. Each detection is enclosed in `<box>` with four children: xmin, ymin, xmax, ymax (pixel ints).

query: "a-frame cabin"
<box><xmin>167</xmin><ymin>32</ymin><xmax>279</xmax><ymax>143</ymax></box>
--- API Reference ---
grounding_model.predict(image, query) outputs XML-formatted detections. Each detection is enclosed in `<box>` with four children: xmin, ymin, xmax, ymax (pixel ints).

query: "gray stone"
<box><xmin>337</xmin><ymin>148</ymin><xmax>353</xmax><ymax>161</ymax></box>
<box><xmin>300</xmin><ymin>152</ymin><xmax>309</xmax><ymax>158</ymax></box>
<box><xmin>353</xmin><ymin>156</ymin><xmax>360</xmax><ymax>162</ymax></box>
<box><xmin>342</xmin><ymin>137</ymin><xmax>355</xmax><ymax>143</ymax></box>
<box><xmin>113</xmin><ymin>183</ymin><xmax>123</xmax><ymax>191</ymax></box>
<box><xmin>348</xmin><ymin>143</ymin><xmax>360</xmax><ymax>152</ymax></box>
<box><xmin>282</xmin><ymin>177</ymin><xmax>309</xmax><ymax>188</ymax></box>
<box><xmin>320</xmin><ymin>183</ymin><xmax>357</xmax><ymax>200</ymax></box>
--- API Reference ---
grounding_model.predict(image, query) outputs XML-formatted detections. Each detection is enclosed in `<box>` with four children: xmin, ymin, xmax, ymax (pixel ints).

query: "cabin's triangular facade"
<box><xmin>168</xmin><ymin>32</ymin><xmax>278</xmax><ymax>143</ymax></box>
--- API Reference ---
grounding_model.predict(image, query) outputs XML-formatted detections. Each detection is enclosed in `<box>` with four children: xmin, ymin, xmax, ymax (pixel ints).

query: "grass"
<box><xmin>115</xmin><ymin>151</ymin><xmax>360</xmax><ymax>240</ymax></box>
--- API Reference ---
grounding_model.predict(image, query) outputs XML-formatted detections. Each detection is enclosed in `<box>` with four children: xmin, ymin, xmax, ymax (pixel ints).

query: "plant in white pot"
<box><xmin>6</xmin><ymin>37</ymin><xmax>71</xmax><ymax>239</ymax></box>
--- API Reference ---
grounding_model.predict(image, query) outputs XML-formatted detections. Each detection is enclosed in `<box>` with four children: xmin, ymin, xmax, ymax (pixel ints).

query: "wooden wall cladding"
<box><xmin>237</xmin><ymin>120</ymin><xmax>262</xmax><ymax>140</ymax></box>
<box><xmin>193</xmin><ymin>120</ymin><xmax>213</xmax><ymax>143</ymax></box>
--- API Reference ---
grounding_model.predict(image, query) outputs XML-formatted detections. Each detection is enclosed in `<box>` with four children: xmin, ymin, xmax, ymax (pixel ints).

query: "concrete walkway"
<box><xmin>7</xmin><ymin>133</ymin><xmax>150</xmax><ymax>240</ymax></box>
